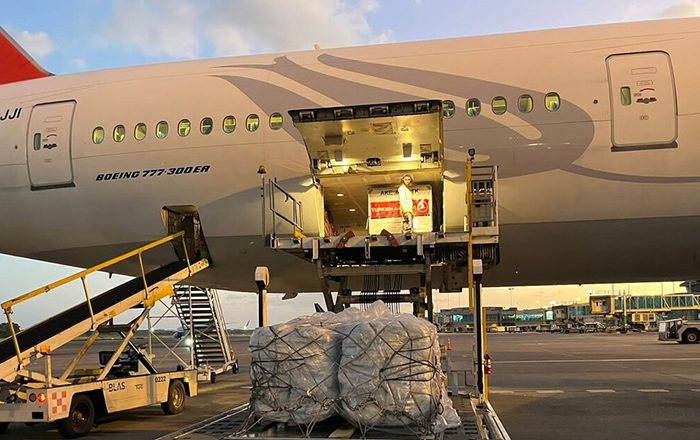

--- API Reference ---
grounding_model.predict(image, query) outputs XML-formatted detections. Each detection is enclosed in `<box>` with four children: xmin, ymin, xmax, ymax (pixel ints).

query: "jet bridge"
<box><xmin>263</xmin><ymin>100</ymin><xmax>499</xmax><ymax>318</ymax></box>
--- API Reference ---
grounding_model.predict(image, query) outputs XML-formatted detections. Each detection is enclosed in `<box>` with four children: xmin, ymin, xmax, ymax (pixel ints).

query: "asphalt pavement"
<box><xmin>5</xmin><ymin>332</ymin><xmax>700</xmax><ymax>439</ymax></box>
<box><xmin>442</xmin><ymin>332</ymin><xmax>700</xmax><ymax>440</ymax></box>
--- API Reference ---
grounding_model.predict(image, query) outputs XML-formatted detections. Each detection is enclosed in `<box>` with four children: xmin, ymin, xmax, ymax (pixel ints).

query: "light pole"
<box><xmin>508</xmin><ymin>287</ymin><xmax>514</xmax><ymax>308</ymax></box>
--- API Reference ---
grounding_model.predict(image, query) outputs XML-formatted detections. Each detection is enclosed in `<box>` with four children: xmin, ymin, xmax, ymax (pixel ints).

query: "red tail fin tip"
<box><xmin>0</xmin><ymin>27</ymin><xmax>52</xmax><ymax>85</ymax></box>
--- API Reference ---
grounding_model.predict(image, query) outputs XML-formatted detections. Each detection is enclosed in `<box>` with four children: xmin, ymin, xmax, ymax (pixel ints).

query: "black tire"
<box><xmin>56</xmin><ymin>394</ymin><xmax>95</xmax><ymax>438</ymax></box>
<box><xmin>210</xmin><ymin>372</ymin><xmax>217</xmax><ymax>384</ymax></box>
<box><xmin>0</xmin><ymin>422</ymin><xmax>8</xmax><ymax>434</ymax></box>
<box><xmin>232</xmin><ymin>361</ymin><xmax>239</xmax><ymax>374</ymax></box>
<box><xmin>683</xmin><ymin>330</ymin><xmax>700</xmax><ymax>344</ymax></box>
<box><xmin>161</xmin><ymin>380</ymin><xmax>186</xmax><ymax>415</ymax></box>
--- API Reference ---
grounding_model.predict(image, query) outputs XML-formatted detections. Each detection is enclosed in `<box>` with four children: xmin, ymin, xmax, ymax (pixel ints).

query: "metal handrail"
<box><xmin>268</xmin><ymin>178</ymin><xmax>303</xmax><ymax>236</ymax></box>
<box><xmin>2</xmin><ymin>231</ymin><xmax>190</xmax><ymax>366</ymax></box>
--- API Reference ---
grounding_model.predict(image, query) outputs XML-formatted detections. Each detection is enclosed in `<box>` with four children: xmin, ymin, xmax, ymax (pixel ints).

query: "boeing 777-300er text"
<box><xmin>0</xmin><ymin>18</ymin><xmax>699</xmax><ymax>294</ymax></box>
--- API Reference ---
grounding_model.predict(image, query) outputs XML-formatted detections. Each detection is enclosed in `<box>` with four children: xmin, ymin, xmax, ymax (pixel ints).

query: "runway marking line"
<box><xmin>586</xmin><ymin>389</ymin><xmax>616</xmax><ymax>393</ymax></box>
<box><xmin>535</xmin><ymin>390</ymin><xmax>564</xmax><ymax>394</ymax></box>
<box><xmin>637</xmin><ymin>389</ymin><xmax>669</xmax><ymax>393</ymax></box>
<box><xmin>692</xmin><ymin>389</ymin><xmax>700</xmax><ymax>392</ymax></box>
<box><xmin>489</xmin><ymin>390</ymin><xmax>515</xmax><ymax>394</ymax></box>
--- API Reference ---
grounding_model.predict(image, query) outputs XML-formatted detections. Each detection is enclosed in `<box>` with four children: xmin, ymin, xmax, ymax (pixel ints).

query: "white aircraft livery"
<box><xmin>1</xmin><ymin>18</ymin><xmax>699</xmax><ymax>294</ymax></box>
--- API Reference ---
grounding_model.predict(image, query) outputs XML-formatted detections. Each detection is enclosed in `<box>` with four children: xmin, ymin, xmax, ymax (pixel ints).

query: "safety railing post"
<box><xmin>181</xmin><ymin>236</ymin><xmax>192</xmax><ymax>273</ymax></box>
<box><xmin>138</xmin><ymin>252</ymin><xmax>149</xmax><ymax>301</ymax></box>
<box><xmin>80</xmin><ymin>276</ymin><xmax>96</xmax><ymax>329</ymax></box>
<box><xmin>4</xmin><ymin>308</ymin><xmax>22</xmax><ymax>366</ymax></box>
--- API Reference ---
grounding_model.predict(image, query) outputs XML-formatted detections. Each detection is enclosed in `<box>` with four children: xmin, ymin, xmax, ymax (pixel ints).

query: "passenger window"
<box><xmin>466</xmin><ymin>98</ymin><xmax>481</xmax><ymax>117</ymax></box>
<box><xmin>442</xmin><ymin>100</ymin><xmax>455</xmax><ymax>118</ymax></box>
<box><xmin>269</xmin><ymin>112</ymin><xmax>283</xmax><ymax>130</ymax></box>
<box><xmin>492</xmin><ymin>96</ymin><xmax>507</xmax><ymax>115</ymax></box>
<box><xmin>134</xmin><ymin>123</ymin><xmax>146</xmax><ymax>140</ymax></box>
<box><xmin>200</xmin><ymin>117</ymin><xmax>213</xmax><ymax>135</ymax></box>
<box><xmin>518</xmin><ymin>95</ymin><xmax>533</xmax><ymax>113</ymax></box>
<box><xmin>178</xmin><ymin>119</ymin><xmax>191</xmax><ymax>137</ymax></box>
<box><xmin>223</xmin><ymin>115</ymin><xmax>236</xmax><ymax>133</ymax></box>
<box><xmin>620</xmin><ymin>87</ymin><xmax>632</xmax><ymax>106</ymax></box>
<box><xmin>92</xmin><ymin>127</ymin><xmax>104</xmax><ymax>144</ymax></box>
<box><xmin>246</xmin><ymin>114</ymin><xmax>260</xmax><ymax>132</ymax></box>
<box><xmin>156</xmin><ymin>121</ymin><xmax>169</xmax><ymax>139</ymax></box>
<box><xmin>113</xmin><ymin>125</ymin><xmax>126</xmax><ymax>142</ymax></box>
<box><xmin>545</xmin><ymin>92</ymin><xmax>561</xmax><ymax>111</ymax></box>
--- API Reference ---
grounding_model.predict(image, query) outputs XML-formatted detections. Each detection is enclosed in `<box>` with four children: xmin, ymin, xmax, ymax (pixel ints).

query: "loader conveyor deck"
<box><xmin>0</xmin><ymin>260</ymin><xmax>188</xmax><ymax>367</ymax></box>
<box><xmin>0</xmin><ymin>231</ymin><xmax>210</xmax><ymax>383</ymax></box>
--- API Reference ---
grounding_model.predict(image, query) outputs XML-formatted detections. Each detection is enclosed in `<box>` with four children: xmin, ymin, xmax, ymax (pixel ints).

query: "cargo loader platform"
<box><xmin>261</xmin><ymin>100</ymin><xmax>499</xmax><ymax>317</ymax></box>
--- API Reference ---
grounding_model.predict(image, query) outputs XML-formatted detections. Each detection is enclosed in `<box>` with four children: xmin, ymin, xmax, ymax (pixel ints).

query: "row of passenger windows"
<box><xmin>91</xmin><ymin>94</ymin><xmax>561</xmax><ymax>144</ymax></box>
<box><xmin>92</xmin><ymin>113</ymin><xmax>284</xmax><ymax>144</ymax></box>
<box><xmin>441</xmin><ymin>92</ymin><xmax>561</xmax><ymax>118</ymax></box>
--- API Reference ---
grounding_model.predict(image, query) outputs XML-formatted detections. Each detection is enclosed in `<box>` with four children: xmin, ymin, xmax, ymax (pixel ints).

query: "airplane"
<box><xmin>1</xmin><ymin>18</ymin><xmax>699</xmax><ymax>297</ymax></box>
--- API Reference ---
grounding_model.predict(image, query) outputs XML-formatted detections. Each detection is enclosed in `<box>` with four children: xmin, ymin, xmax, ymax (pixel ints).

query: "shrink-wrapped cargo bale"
<box><xmin>249</xmin><ymin>301</ymin><xmax>459</xmax><ymax>434</ymax></box>
<box><xmin>337</xmin><ymin>308</ymin><xmax>459</xmax><ymax>433</ymax></box>
<box><xmin>249</xmin><ymin>314</ymin><xmax>343</xmax><ymax>424</ymax></box>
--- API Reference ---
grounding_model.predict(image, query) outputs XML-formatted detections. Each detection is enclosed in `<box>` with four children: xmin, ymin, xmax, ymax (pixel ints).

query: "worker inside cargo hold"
<box><xmin>399</xmin><ymin>174</ymin><xmax>415</xmax><ymax>234</ymax></box>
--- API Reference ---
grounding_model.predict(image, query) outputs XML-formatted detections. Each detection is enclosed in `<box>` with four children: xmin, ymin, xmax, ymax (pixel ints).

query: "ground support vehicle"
<box><xmin>0</xmin><ymin>232</ymin><xmax>208</xmax><ymax>437</ymax></box>
<box><xmin>659</xmin><ymin>318</ymin><xmax>700</xmax><ymax>343</ymax></box>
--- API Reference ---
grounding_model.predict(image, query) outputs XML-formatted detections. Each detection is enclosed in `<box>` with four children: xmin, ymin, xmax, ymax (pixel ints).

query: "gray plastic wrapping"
<box><xmin>249</xmin><ymin>314</ymin><xmax>343</xmax><ymax>424</ymax></box>
<box><xmin>338</xmin><ymin>308</ymin><xmax>459</xmax><ymax>433</ymax></box>
<box><xmin>248</xmin><ymin>302</ymin><xmax>460</xmax><ymax>433</ymax></box>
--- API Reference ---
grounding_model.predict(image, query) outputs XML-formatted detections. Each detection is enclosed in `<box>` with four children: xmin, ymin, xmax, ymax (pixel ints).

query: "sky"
<box><xmin>1</xmin><ymin>0</ymin><xmax>699</xmax><ymax>329</ymax></box>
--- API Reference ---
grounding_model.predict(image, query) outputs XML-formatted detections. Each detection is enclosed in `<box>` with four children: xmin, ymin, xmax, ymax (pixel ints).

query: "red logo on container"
<box><xmin>370</xmin><ymin>199</ymin><xmax>430</xmax><ymax>218</ymax></box>
<box><xmin>414</xmin><ymin>199</ymin><xmax>429</xmax><ymax>216</ymax></box>
<box><xmin>370</xmin><ymin>201</ymin><xmax>400</xmax><ymax>219</ymax></box>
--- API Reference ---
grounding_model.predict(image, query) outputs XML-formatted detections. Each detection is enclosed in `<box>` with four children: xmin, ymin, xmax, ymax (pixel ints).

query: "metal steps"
<box><xmin>173</xmin><ymin>286</ymin><xmax>236</xmax><ymax>381</ymax></box>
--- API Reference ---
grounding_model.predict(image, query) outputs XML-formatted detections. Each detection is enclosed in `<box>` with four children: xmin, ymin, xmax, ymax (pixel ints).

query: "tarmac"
<box><xmin>3</xmin><ymin>332</ymin><xmax>700</xmax><ymax>439</ymax></box>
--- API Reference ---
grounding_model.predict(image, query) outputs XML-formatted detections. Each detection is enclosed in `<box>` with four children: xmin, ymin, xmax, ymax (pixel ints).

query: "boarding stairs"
<box><xmin>0</xmin><ymin>231</ymin><xmax>208</xmax><ymax>385</ymax></box>
<box><xmin>173</xmin><ymin>286</ymin><xmax>236</xmax><ymax>381</ymax></box>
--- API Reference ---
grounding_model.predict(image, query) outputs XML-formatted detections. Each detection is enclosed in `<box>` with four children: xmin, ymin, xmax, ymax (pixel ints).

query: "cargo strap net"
<box><xmin>338</xmin><ymin>315</ymin><xmax>444</xmax><ymax>437</ymax></box>
<box><xmin>244</xmin><ymin>302</ymin><xmax>459</xmax><ymax>438</ymax></box>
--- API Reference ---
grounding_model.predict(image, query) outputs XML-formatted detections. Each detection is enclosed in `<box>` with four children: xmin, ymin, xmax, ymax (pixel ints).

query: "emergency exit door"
<box><xmin>27</xmin><ymin>101</ymin><xmax>76</xmax><ymax>189</ymax></box>
<box><xmin>606</xmin><ymin>52</ymin><xmax>677</xmax><ymax>149</ymax></box>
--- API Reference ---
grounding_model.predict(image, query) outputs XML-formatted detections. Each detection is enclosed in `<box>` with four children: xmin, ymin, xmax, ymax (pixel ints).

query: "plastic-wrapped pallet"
<box><xmin>249</xmin><ymin>313</ymin><xmax>343</xmax><ymax>424</ymax></box>
<box><xmin>249</xmin><ymin>301</ymin><xmax>459</xmax><ymax>433</ymax></box>
<box><xmin>337</xmin><ymin>304</ymin><xmax>460</xmax><ymax>433</ymax></box>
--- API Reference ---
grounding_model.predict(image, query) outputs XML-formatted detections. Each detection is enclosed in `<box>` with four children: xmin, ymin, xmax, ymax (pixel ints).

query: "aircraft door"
<box><xmin>27</xmin><ymin>101</ymin><xmax>76</xmax><ymax>190</ymax></box>
<box><xmin>606</xmin><ymin>52</ymin><xmax>677</xmax><ymax>149</ymax></box>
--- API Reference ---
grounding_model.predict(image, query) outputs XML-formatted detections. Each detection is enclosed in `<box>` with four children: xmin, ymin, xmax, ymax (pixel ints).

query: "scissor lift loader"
<box><xmin>262</xmin><ymin>100</ymin><xmax>499</xmax><ymax>319</ymax></box>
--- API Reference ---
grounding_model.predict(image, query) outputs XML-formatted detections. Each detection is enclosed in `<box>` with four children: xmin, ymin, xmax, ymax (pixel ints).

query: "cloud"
<box><xmin>70</xmin><ymin>58</ymin><xmax>88</xmax><ymax>71</ymax></box>
<box><xmin>660</xmin><ymin>0</ymin><xmax>700</xmax><ymax>17</ymax></box>
<box><xmin>100</xmin><ymin>0</ymin><xmax>390</xmax><ymax>60</ymax></box>
<box><xmin>101</xmin><ymin>0</ymin><xmax>200</xmax><ymax>59</ymax></box>
<box><xmin>15</xmin><ymin>30</ymin><xmax>54</xmax><ymax>59</ymax></box>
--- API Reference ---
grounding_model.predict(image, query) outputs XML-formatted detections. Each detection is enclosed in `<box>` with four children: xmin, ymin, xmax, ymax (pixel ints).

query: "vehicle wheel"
<box><xmin>161</xmin><ymin>380</ymin><xmax>186</xmax><ymax>415</ymax></box>
<box><xmin>0</xmin><ymin>422</ymin><xmax>8</xmax><ymax>434</ymax></box>
<box><xmin>232</xmin><ymin>361</ymin><xmax>239</xmax><ymax>374</ymax></box>
<box><xmin>210</xmin><ymin>372</ymin><xmax>217</xmax><ymax>384</ymax></box>
<box><xmin>56</xmin><ymin>394</ymin><xmax>95</xmax><ymax>438</ymax></box>
<box><xmin>683</xmin><ymin>330</ymin><xmax>700</xmax><ymax>344</ymax></box>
